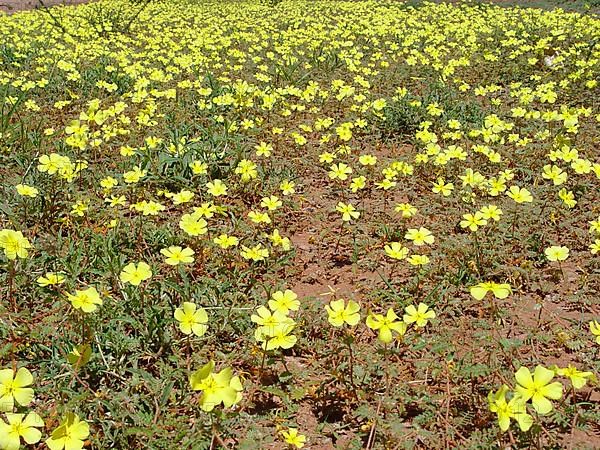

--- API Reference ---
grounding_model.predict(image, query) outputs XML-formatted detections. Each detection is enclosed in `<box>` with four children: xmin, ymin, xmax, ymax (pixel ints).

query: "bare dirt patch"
<box><xmin>0</xmin><ymin>0</ymin><xmax>91</xmax><ymax>13</ymax></box>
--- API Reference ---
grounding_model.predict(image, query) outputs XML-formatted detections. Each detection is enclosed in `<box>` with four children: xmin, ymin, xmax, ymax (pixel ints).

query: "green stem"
<box><xmin>345</xmin><ymin>332</ymin><xmax>355</xmax><ymax>389</ymax></box>
<box><xmin>333</xmin><ymin>221</ymin><xmax>345</xmax><ymax>254</ymax></box>
<box><xmin>473</xmin><ymin>231</ymin><xmax>482</xmax><ymax>274</ymax></box>
<box><xmin>8</xmin><ymin>260</ymin><xmax>16</xmax><ymax>311</ymax></box>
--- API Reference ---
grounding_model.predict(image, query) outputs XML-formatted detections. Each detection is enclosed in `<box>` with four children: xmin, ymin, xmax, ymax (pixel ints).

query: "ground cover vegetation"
<box><xmin>0</xmin><ymin>0</ymin><xmax>599</xmax><ymax>448</ymax></box>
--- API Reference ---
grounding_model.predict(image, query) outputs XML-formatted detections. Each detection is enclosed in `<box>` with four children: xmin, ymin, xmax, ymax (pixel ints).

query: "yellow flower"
<box><xmin>46</xmin><ymin>413</ymin><xmax>89</xmax><ymax>450</ymax></box>
<box><xmin>269</xmin><ymin>229</ymin><xmax>291</xmax><ymax>250</ymax></box>
<box><xmin>554</xmin><ymin>364</ymin><xmax>594</xmax><ymax>389</ymax></box>
<box><xmin>120</xmin><ymin>261</ymin><xmax>152</xmax><ymax>286</ymax></box>
<box><xmin>459</xmin><ymin>168</ymin><xmax>485</xmax><ymax>188</ymax></box>
<box><xmin>255</xmin><ymin>142</ymin><xmax>273</xmax><ymax>157</ymax></box>
<box><xmin>506</xmin><ymin>185</ymin><xmax>533</xmax><ymax>203</ymax></box>
<box><xmin>487</xmin><ymin>385</ymin><xmax>532</xmax><ymax>432</ymax></box>
<box><xmin>174</xmin><ymin>302</ymin><xmax>208</xmax><ymax>336</ymax></box>
<box><xmin>66</xmin><ymin>287</ymin><xmax>103</xmax><ymax>313</ymax></box>
<box><xmin>248</xmin><ymin>210</ymin><xmax>271</xmax><ymax>224</ymax></box>
<box><xmin>460</xmin><ymin>212</ymin><xmax>487</xmax><ymax>232</ymax></box>
<box><xmin>403</xmin><ymin>303</ymin><xmax>435</xmax><ymax>327</ymax></box>
<box><xmin>193</xmin><ymin>202</ymin><xmax>217</xmax><ymax>219</ymax></box>
<box><xmin>479</xmin><ymin>205</ymin><xmax>502</xmax><ymax>221</ymax></box>
<box><xmin>372</xmin><ymin>98</ymin><xmax>387</xmax><ymax>111</ymax></box>
<box><xmin>384</xmin><ymin>242</ymin><xmax>409</xmax><ymax>260</ymax></box>
<box><xmin>394</xmin><ymin>203</ymin><xmax>417</xmax><ymax>218</ymax></box>
<box><xmin>189</xmin><ymin>361</ymin><xmax>243</xmax><ymax>412</ymax></box>
<box><xmin>280</xmin><ymin>180</ymin><xmax>296</xmax><ymax>196</ymax></box>
<box><xmin>544</xmin><ymin>245</ymin><xmax>569</xmax><ymax>262</ymax></box>
<box><xmin>366</xmin><ymin>308</ymin><xmax>407</xmax><ymax>343</ymax></box>
<box><xmin>0</xmin><ymin>229</ymin><xmax>32</xmax><ymax>260</ymax></box>
<box><xmin>213</xmin><ymin>234</ymin><xmax>239</xmax><ymax>249</ymax></box>
<box><xmin>100</xmin><ymin>176</ymin><xmax>118</xmax><ymax>190</ymax></box>
<box><xmin>350</xmin><ymin>176</ymin><xmax>367</xmax><ymax>192</ymax></box>
<box><xmin>325</xmin><ymin>299</ymin><xmax>360</xmax><ymax>327</ymax></box>
<box><xmin>542</xmin><ymin>164</ymin><xmax>567</xmax><ymax>185</ymax></box>
<box><xmin>268</xmin><ymin>290</ymin><xmax>300</xmax><ymax>315</ymax></box>
<box><xmin>405</xmin><ymin>227</ymin><xmax>434</xmax><ymax>246</ymax></box>
<box><xmin>515</xmin><ymin>365</ymin><xmax>562</xmax><ymax>415</ymax></box>
<box><xmin>135</xmin><ymin>200</ymin><xmax>165</xmax><ymax>216</ymax></box>
<box><xmin>336</xmin><ymin>202</ymin><xmax>359</xmax><ymax>222</ymax></box>
<box><xmin>15</xmin><ymin>184</ymin><xmax>39</xmax><ymax>198</ymax></box>
<box><xmin>119</xmin><ymin>146</ymin><xmax>135</xmax><ymax>157</ymax></box>
<box><xmin>179</xmin><ymin>214</ymin><xmax>208</xmax><ymax>236</ymax></box>
<box><xmin>251</xmin><ymin>306</ymin><xmax>292</xmax><ymax>334</ymax></box>
<box><xmin>558</xmin><ymin>188</ymin><xmax>576</xmax><ymax>208</ymax></box>
<box><xmin>0</xmin><ymin>411</ymin><xmax>44</xmax><ymax>450</ymax></box>
<box><xmin>37</xmin><ymin>153</ymin><xmax>69</xmax><ymax>175</ymax></box>
<box><xmin>189</xmin><ymin>161</ymin><xmax>208</xmax><ymax>175</ymax></box>
<box><xmin>487</xmin><ymin>177</ymin><xmax>507</xmax><ymax>196</ymax></box>
<box><xmin>281</xmin><ymin>428</ymin><xmax>306</xmax><ymax>448</ymax></box>
<box><xmin>171</xmin><ymin>190</ymin><xmax>195</xmax><ymax>205</ymax></box>
<box><xmin>319</xmin><ymin>152</ymin><xmax>336</xmax><ymax>164</ymax></box>
<box><xmin>589</xmin><ymin>217</ymin><xmax>600</xmax><ymax>235</ymax></box>
<box><xmin>252</xmin><ymin>303</ymin><xmax>297</xmax><ymax>350</ymax></box>
<box><xmin>36</xmin><ymin>272</ymin><xmax>65</xmax><ymax>287</ymax></box>
<box><xmin>407</xmin><ymin>254</ymin><xmax>430</xmax><ymax>266</ymax></box>
<box><xmin>335</xmin><ymin>123</ymin><xmax>353</xmax><ymax>141</ymax></box>
<box><xmin>589</xmin><ymin>320</ymin><xmax>600</xmax><ymax>344</ymax></box>
<box><xmin>260</xmin><ymin>195</ymin><xmax>282</xmax><ymax>211</ymax></box>
<box><xmin>291</xmin><ymin>132</ymin><xmax>307</xmax><ymax>146</ymax></box>
<box><xmin>470</xmin><ymin>282</ymin><xmax>512</xmax><ymax>300</ymax></box>
<box><xmin>328</xmin><ymin>163</ymin><xmax>352</xmax><ymax>181</ymax></box>
<box><xmin>432</xmin><ymin>178</ymin><xmax>454</xmax><ymax>196</ymax></box>
<box><xmin>105</xmin><ymin>195</ymin><xmax>126</xmax><ymax>207</ymax></box>
<box><xmin>359</xmin><ymin>154</ymin><xmax>377</xmax><ymax>166</ymax></box>
<box><xmin>70</xmin><ymin>201</ymin><xmax>88</xmax><ymax>217</ymax></box>
<box><xmin>375</xmin><ymin>178</ymin><xmax>396</xmax><ymax>190</ymax></box>
<box><xmin>123</xmin><ymin>165</ymin><xmax>147</xmax><ymax>184</ymax></box>
<box><xmin>161</xmin><ymin>246</ymin><xmax>194</xmax><ymax>265</ymax></box>
<box><xmin>240</xmin><ymin>244</ymin><xmax>269</xmax><ymax>262</ymax></box>
<box><xmin>257</xmin><ymin>323</ymin><xmax>297</xmax><ymax>351</ymax></box>
<box><xmin>206</xmin><ymin>179</ymin><xmax>228</xmax><ymax>196</ymax></box>
<box><xmin>235</xmin><ymin>159</ymin><xmax>258</xmax><ymax>182</ymax></box>
<box><xmin>0</xmin><ymin>367</ymin><xmax>34</xmax><ymax>412</ymax></box>
<box><xmin>571</xmin><ymin>158</ymin><xmax>592</xmax><ymax>175</ymax></box>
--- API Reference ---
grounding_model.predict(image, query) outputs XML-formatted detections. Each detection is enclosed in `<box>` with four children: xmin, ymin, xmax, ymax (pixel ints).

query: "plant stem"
<box><xmin>333</xmin><ymin>221</ymin><xmax>344</xmax><ymax>254</ymax></box>
<box><xmin>8</xmin><ymin>260</ymin><xmax>16</xmax><ymax>311</ymax></box>
<box><xmin>345</xmin><ymin>332</ymin><xmax>355</xmax><ymax>389</ymax></box>
<box><xmin>473</xmin><ymin>231</ymin><xmax>482</xmax><ymax>274</ymax></box>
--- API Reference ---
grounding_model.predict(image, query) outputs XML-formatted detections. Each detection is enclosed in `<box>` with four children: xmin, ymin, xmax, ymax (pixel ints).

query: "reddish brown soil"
<box><xmin>279</xmin><ymin>135</ymin><xmax>600</xmax><ymax>448</ymax></box>
<box><xmin>0</xmin><ymin>0</ymin><xmax>92</xmax><ymax>13</ymax></box>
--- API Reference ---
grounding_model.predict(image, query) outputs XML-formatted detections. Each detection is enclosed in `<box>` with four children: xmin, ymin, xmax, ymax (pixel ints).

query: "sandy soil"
<box><xmin>1</xmin><ymin>0</ymin><xmax>92</xmax><ymax>13</ymax></box>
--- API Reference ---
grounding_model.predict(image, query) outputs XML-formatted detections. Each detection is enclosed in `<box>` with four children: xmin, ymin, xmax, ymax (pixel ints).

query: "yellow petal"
<box><xmin>515</xmin><ymin>366</ymin><xmax>533</xmax><ymax>389</ymax></box>
<box><xmin>470</xmin><ymin>285</ymin><xmax>489</xmax><ymax>300</ymax></box>
<box><xmin>533</xmin><ymin>365</ymin><xmax>555</xmax><ymax>386</ymax></box>
<box><xmin>12</xmin><ymin>387</ymin><xmax>34</xmax><ymax>407</ymax></box>
<box><xmin>14</xmin><ymin>367</ymin><xmax>33</xmax><ymax>387</ymax></box>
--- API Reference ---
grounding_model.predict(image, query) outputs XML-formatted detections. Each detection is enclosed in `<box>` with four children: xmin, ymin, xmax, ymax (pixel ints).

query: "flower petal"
<box><xmin>0</xmin><ymin>393</ymin><xmax>14</xmax><ymax>412</ymax></box>
<box><xmin>515</xmin><ymin>366</ymin><xmax>533</xmax><ymax>388</ymax></box>
<box><xmin>182</xmin><ymin>302</ymin><xmax>196</xmax><ymax>316</ymax></box>
<box><xmin>23</xmin><ymin>411</ymin><xmax>44</xmax><ymax>428</ymax></box>
<box><xmin>541</xmin><ymin>382</ymin><xmax>563</xmax><ymax>400</ymax></box>
<box><xmin>533</xmin><ymin>365</ymin><xmax>555</xmax><ymax>386</ymax></box>
<box><xmin>378</xmin><ymin>327</ymin><xmax>393</xmax><ymax>343</ymax></box>
<box><xmin>14</xmin><ymin>367</ymin><xmax>33</xmax><ymax>387</ymax></box>
<box><xmin>21</xmin><ymin>426</ymin><xmax>43</xmax><ymax>445</ymax></box>
<box><xmin>531</xmin><ymin>393</ymin><xmax>553</xmax><ymax>415</ymax></box>
<box><xmin>12</xmin><ymin>387</ymin><xmax>34</xmax><ymax>407</ymax></box>
<box><xmin>470</xmin><ymin>285</ymin><xmax>488</xmax><ymax>300</ymax></box>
